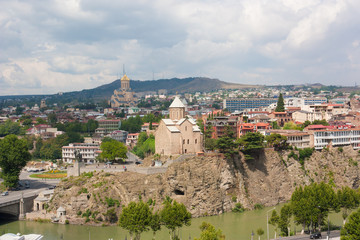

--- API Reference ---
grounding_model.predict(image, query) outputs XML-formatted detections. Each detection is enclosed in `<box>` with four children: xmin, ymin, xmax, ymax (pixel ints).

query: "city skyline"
<box><xmin>1</xmin><ymin>0</ymin><xmax>360</xmax><ymax>95</ymax></box>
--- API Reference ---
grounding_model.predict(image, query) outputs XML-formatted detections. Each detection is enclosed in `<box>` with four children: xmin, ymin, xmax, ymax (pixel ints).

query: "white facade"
<box><xmin>312</xmin><ymin>128</ymin><xmax>360</xmax><ymax>150</ymax></box>
<box><xmin>62</xmin><ymin>143</ymin><xmax>100</xmax><ymax>164</ymax></box>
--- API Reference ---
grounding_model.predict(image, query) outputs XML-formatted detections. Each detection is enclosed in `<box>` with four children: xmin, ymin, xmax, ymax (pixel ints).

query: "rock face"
<box><xmin>48</xmin><ymin>147</ymin><xmax>360</xmax><ymax>223</ymax></box>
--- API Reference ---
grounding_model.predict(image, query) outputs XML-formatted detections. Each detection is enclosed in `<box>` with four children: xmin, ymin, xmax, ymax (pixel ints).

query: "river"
<box><xmin>0</xmin><ymin>205</ymin><xmax>346</xmax><ymax>240</ymax></box>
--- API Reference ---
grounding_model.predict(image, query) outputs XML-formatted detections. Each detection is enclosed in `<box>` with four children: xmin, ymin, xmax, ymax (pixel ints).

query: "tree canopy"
<box><xmin>275</xmin><ymin>93</ymin><xmax>285</xmax><ymax>112</ymax></box>
<box><xmin>100</xmin><ymin>139</ymin><xmax>127</xmax><ymax>162</ymax></box>
<box><xmin>341</xmin><ymin>208</ymin><xmax>360</xmax><ymax>240</ymax></box>
<box><xmin>160</xmin><ymin>200</ymin><xmax>192</xmax><ymax>240</ymax></box>
<box><xmin>0</xmin><ymin>135</ymin><xmax>31</xmax><ymax>188</ymax></box>
<box><xmin>119</xmin><ymin>200</ymin><xmax>152</xmax><ymax>240</ymax></box>
<box><xmin>195</xmin><ymin>222</ymin><xmax>225</xmax><ymax>240</ymax></box>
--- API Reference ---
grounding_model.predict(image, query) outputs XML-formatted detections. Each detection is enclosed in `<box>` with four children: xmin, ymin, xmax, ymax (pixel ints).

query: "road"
<box><xmin>0</xmin><ymin>171</ymin><xmax>60</xmax><ymax>204</ymax></box>
<box><xmin>271</xmin><ymin>230</ymin><xmax>340</xmax><ymax>240</ymax></box>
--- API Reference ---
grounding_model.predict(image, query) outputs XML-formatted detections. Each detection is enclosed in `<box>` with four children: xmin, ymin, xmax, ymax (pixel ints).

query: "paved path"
<box><xmin>270</xmin><ymin>231</ymin><xmax>340</xmax><ymax>240</ymax></box>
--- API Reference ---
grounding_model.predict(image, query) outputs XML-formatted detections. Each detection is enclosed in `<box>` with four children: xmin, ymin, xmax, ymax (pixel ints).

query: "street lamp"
<box><xmin>267</xmin><ymin>207</ymin><xmax>276</xmax><ymax>240</ymax></box>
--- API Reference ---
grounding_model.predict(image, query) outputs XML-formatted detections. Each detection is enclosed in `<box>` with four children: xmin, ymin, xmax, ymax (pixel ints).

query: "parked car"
<box><xmin>1</xmin><ymin>191</ymin><xmax>9</xmax><ymax>196</ymax></box>
<box><xmin>25</xmin><ymin>181</ymin><xmax>30</xmax><ymax>188</ymax></box>
<box><xmin>310</xmin><ymin>232</ymin><xmax>322</xmax><ymax>239</ymax></box>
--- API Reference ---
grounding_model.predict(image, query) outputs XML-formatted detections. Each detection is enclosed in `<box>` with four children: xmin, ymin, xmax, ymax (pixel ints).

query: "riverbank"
<box><xmin>2</xmin><ymin>205</ymin><xmax>348</xmax><ymax>240</ymax></box>
<box><xmin>23</xmin><ymin>146</ymin><xmax>360</xmax><ymax>226</ymax></box>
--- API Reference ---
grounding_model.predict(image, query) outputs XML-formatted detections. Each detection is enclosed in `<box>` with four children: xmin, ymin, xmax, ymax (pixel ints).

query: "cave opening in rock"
<box><xmin>174</xmin><ymin>189</ymin><xmax>185</xmax><ymax>195</ymax></box>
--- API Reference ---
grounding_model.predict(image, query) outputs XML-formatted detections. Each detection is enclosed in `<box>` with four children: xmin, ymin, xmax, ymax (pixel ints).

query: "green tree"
<box><xmin>266</xmin><ymin>133</ymin><xmax>288</xmax><ymax>151</ymax></box>
<box><xmin>237</xmin><ymin>132</ymin><xmax>264</xmax><ymax>154</ymax></box>
<box><xmin>279</xmin><ymin>204</ymin><xmax>292</xmax><ymax>236</ymax></box>
<box><xmin>195</xmin><ymin>222</ymin><xmax>225</xmax><ymax>240</ymax></box>
<box><xmin>256</xmin><ymin>228</ymin><xmax>264</xmax><ymax>240</ymax></box>
<box><xmin>283</xmin><ymin>121</ymin><xmax>302</xmax><ymax>130</ymax></box>
<box><xmin>160</xmin><ymin>200</ymin><xmax>192</xmax><ymax>240</ymax></box>
<box><xmin>271</xmin><ymin>121</ymin><xmax>280</xmax><ymax>129</ymax></box>
<box><xmin>341</xmin><ymin>208</ymin><xmax>360</xmax><ymax>240</ymax></box>
<box><xmin>290</xmin><ymin>182</ymin><xmax>338</xmax><ymax>233</ymax></box>
<box><xmin>150</xmin><ymin>211</ymin><xmax>161</xmax><ymax>240</ymax></box>
<box><xmin>119</xmin><ymin>201</ymin><xmax>152</xmax><ymax>240</ymax></box>
<box><xmin>47</xmin><ymin>113</ymin><xmax>57</xmax><ymax>125</ymax></box>
<box><xmin>0</xmin><ymin>120</ymin><xmax>23</xmax><ymax>137</ymax></box>
<box><xmin>0</xmin><ymin>135</ymin><xmax>31</xmax><ymax>188</ymax></box>
<box><xmin>216</xmin><ymin>126</ymin><xmax>237</xmax><ymax>158</ymax></box>
<box><xmin>275</xmin><ymin>93</ymin><xmax>285</xmax><ymax>112</ymax></box>
<box><xmin>100</xmin><ymin>139</ymin><xmax>127</xmax><ymax>162</ymax></box>
<box><xmin>268</xmin><ymin>210</ymin><xmax>280</xmax><ymax>239</ymax></box>
<box><xmin>337</xmin><ymin>186</ymin><xmax>360</xmax><ymax>225</ymax></box>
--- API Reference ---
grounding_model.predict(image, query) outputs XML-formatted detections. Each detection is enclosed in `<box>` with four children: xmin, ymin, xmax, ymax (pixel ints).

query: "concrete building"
<box><xmin>107</xmin><ymin>130</ymin><xmax>128</xmax><ymax>143</ymax></box>
<box><xmin>98</xmin><ymin>119</ymin><xmax>121</xmax><ymax>133</ymax></box>
<box><xmin>62</xmin><ymin>143</ymin><xmax>100</xmax><ymax>163</ymax></box>
<box><xmin>306</xmin><ymin>125</ymin><xmax>360</xmax><ymax>150</ymax></box>
<box><xmin>155</xmin><ymin>97</ymin><xmax>203</xmax><ymax>155</ymax></box>
<box><xmin>224</xmin><ymin>98</ymin><xmax>277</xmax><ymax>112</ymax></box>
<box><xmin>265</xmin><ymin>130</ymin><xmax>311</xmax><ymax>149</ymax></box>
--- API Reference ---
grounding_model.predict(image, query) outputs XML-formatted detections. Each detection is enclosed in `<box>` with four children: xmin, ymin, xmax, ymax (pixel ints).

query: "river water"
<box><xmin>0</xmin><ymin>205</ymin><xmax>345</xmax><ymax>240</ymax></box>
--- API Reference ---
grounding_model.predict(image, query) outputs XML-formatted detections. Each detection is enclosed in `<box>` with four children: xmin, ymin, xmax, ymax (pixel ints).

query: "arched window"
<box><xmin>195</xmin><ymin>139</ymin><xmax>197</xmax><ymax>144</ymax></box>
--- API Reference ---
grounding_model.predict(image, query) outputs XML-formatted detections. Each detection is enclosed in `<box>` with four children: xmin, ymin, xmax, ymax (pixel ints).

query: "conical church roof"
<box><xmin>169</xmin><ymin>96</ymin><xmax>185</xmax><ymax>108</ymax></box>
<box><xmin>121</xmin><ymin>74</ymin><xmax>130</xmax><ymax>81</ymax></box>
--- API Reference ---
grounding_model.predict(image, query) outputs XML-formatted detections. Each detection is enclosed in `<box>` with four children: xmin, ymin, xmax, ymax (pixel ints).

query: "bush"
<box><xmin>231</xmin><ymin>196</ymin><xmax>237</xmax><ymax>203</ymax></box>
<box><xmin>232</xmin><ymin>203</ymin><xmax>245</xmax><ymax>213</ymax></box>
<box><xmin>78</xmin><ymin>188</ymin><xmax>88</xmax><ymax>194</ymax></box>
<box><xmin>338</xmin><ymin>147</ymin><xmax>343</xmax><ymax>153</ymax></box>
<box><xmin>65</xmin><ymin>220</ymin><xmax>69</xmax><ymax>224</ymax></box>
<box><xmin>104</xmin><ymin>208</ymin><xmax>118</xmax><ymax>223</ymax></box>
<box><xmin>254</xmin><ymin>203</ymin><xmax>264</xmax><ymax>210</ymax></box>
<box><xmin>77</xmin><ymin>210</ymin><xmax>82</xmax><ymax>216</ymax></box>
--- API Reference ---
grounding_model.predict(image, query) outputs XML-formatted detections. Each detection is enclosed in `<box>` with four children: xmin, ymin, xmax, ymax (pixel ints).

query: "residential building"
<box><xmin>265</xmin><ymin>130</ymin><xmax>311</xmax><ymax>149</ymax></box>
<box><xmin>239</xmin><ymin>122</ymin><xmax>272</xmax><ymax>136</ymax></box>
<box><xmin>107</xmin><ymin>130</ymin><xmax>128</xmax><ymax>143</ymax></box>
<box><xmin>97</xmin><ymin>119</ymin><xmax>121</xmax><ymax>134</ymax></box>
<box><xmin>206</xmin><ymin>116</ymin><xmax>240</xmax><ymax>138</ymax></box>
<box><xmin>224</xmin><ymin>98</ymin><xmax>277</xmax><ymax>112</ymax></box>
<box><xmin>62</xmin><ymin>143</ymin><xmax>100</xmax><ymax>164</ymax></box>
<box><xmin>126</xmin><ymin>133</ymin><xmax>139</xmax><ymax>148</ymax></box>
<box><xmin>306</xmin><ymin>125</ymin><xmax>360</xmax><ymax>150</ymax></box>
<box><xmin>269</xmin><ymin>112</ymin><xmax>292</xmax><ymax>127</ymax></box>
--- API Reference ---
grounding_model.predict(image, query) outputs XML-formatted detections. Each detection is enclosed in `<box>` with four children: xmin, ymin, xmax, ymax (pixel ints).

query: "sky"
<box><xmin>1</xmin><ymin>0</ymin><xmax>360</xmax><ymax>95</ymax></box>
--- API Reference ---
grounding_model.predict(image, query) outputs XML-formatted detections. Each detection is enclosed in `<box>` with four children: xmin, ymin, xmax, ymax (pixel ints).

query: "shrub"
<box><xmin>104</xmin><ymin>208</ymin><xmax>118</xmax><ymax>223</ymax></box>
<box><xmin>254</xmin><ymin>203</ymin><xmax>264</xmax><ymax>210</ymax></box>
<box><xmin>82</xmin><ymin>209</ymin><xmax>92</xmax><ymax>218</ymax></box>
<box><xmin>232</xmin><ymin>203</ymin><xmax>245</xmax><ymax>213</ymax></box>
<box><xmin>338</xmin><ymin>147</ymin><xmax>343</xmax><ymax>153</ymax></box>
<box><xmin>65</xmin><ymin>220</ymin><xmax>69</xmax><ymax>224</ymax></box>
<box><xmin>232</xmin><ymin>196</ymin><xmax>237</xmax><ymax>203</ymax></box>
<box><xmin>78</xmin><ymin>188</ymin><xmax>88</xmax><ymax>194</ymax></box>
<box><xmin>77</xmin><ymin>210</ymin><xmax>82</xmax><ymax>216</ymax></box>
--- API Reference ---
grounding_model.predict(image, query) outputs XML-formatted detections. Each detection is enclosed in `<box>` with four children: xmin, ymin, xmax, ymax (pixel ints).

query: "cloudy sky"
<box><xmin>1</xmin><ymin>0</ymin><xmax>360</xmax><ymax>95</ymax></box>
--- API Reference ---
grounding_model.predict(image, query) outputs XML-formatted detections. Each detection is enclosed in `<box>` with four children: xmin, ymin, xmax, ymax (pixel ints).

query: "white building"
<box><xmin>62</xmin><ymin>143</ymin><xmax>100</xmax><ymax>164</ymax></box>
<box><xmin>306</xmin><ymin>126</ymin><xmax>360</xmax><ymax>150</ymax></box>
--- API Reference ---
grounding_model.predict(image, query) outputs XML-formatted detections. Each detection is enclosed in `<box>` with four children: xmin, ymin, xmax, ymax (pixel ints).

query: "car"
<box><xmin>48</xmin><ymin>185</ymin><xmax>56</xmax><ymax>190</ymax></box>
<box><xmin>310</xmin><ymin>232</ymin><xmax>322</xmax><ymax>239</ymax></box>
<box><xmin>135</xmin><ymin>161</ymin><xmax>142</xmax><ymax>165</ymax></box>
<box><xmin>1</xmin><ymin>191</ymin><xmax>9</xmax><ymax>196</ymax></box>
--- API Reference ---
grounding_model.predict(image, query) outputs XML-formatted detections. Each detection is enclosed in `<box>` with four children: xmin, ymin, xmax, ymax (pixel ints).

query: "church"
<box><xmin>110</xmin><ymin>74</ymin><xmax>137</xmax><ymax>107</ymax></box>
<box><xmin>155</xmin><ymin>96</ymin><xmax>203</xmax><ymax>155</ymax></box>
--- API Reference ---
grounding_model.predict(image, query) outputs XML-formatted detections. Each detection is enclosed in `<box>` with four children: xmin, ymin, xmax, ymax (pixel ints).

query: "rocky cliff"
<box><xmin>48</xmin><ymin>146</ymin><xmax>360</xmax><ymax>224</ymax></box>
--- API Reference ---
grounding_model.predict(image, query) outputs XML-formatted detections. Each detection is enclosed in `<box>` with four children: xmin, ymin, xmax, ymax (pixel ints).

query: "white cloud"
<box><xmin>0</xmin><ymin>0</ymin><xmax>360</xmax><ymax>95</ymax></box>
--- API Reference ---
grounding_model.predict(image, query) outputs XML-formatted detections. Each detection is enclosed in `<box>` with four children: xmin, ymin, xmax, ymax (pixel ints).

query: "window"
<box><xmin>183</xmin><ymin>139</ymin><xmax>185</xmax><ymax>144</ymax></box>
<box><xmin>195</xmin><ymin>139</ymin><xmax>197</xmax><ymax>144</ymax></box>
<box><xmin>185</xmin><ymin>126</ymin><xmax>187</xmax><ymax>131</ymax></box>
<box><xmin>187</xmin><ymin>139</ymin><xmax>189</xmax><ymax>144</ymax></box>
